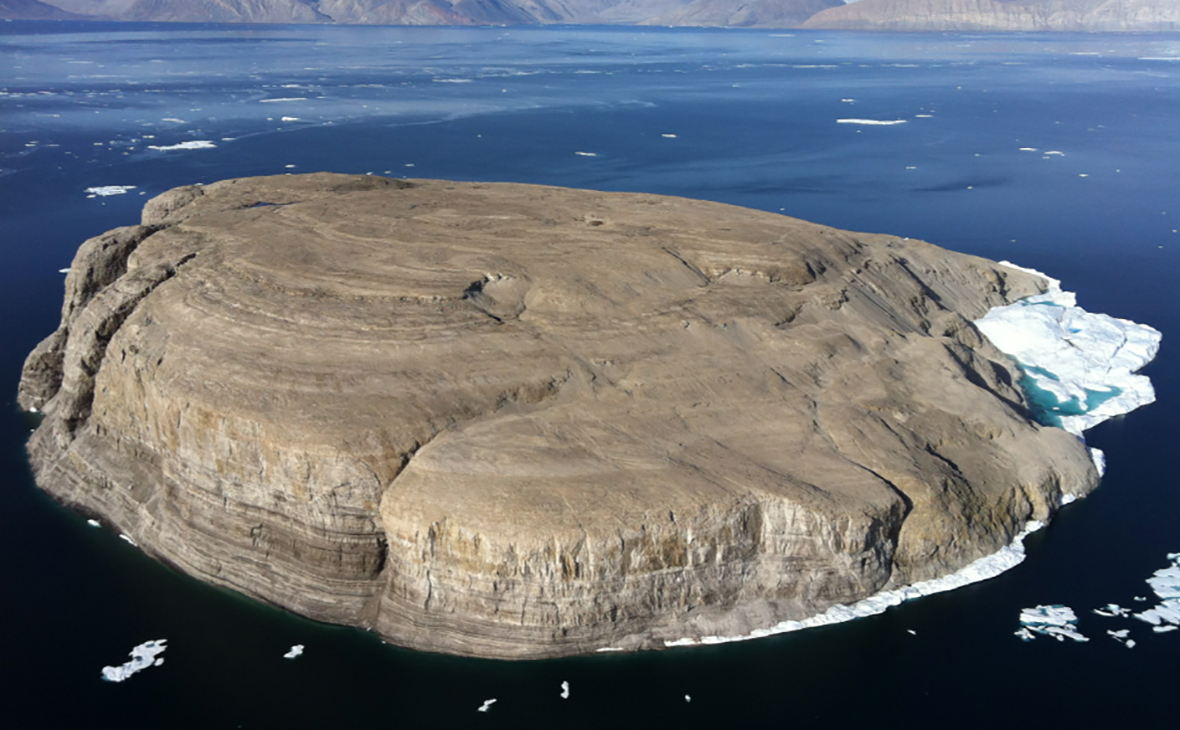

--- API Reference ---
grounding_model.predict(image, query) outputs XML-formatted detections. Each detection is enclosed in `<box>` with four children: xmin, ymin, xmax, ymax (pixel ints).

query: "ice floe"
<box><xmin>477</xmin><ymin>699</ymin><xmax>497</xmax><ymax>712</ymax></box>
<box><xmin>1016</xmin><ymin>605</ymin><xmax>1088</xmax><ymax>642</ymax></box>
<box><xmin>1093</xmin><ymin>603</ymin><xmax>1132</xmax><ymax>618</ymax></box>
<box><xmin>84</xmin><ymin>185</ymin><xmax>136</xmax><ymax>197</ymax></box>
<box><xmin>974</xmin><ymin>263</ymin><xmax>1160</xmax><ymax>440</ymax></box>
<box><xmin>574</xmin><ymin>151</ymin><xmax>597</xmax><ymax>157</ymax></box>
<box><xmin>283</xmin><ymin>644</ymin><xmax>304</xmax><ymax>659</ymax></box>
<box><xmin>1107</xmin><ymin>629</ymin><xmax>1135</xmax><ymax>648</ymax></box>
<box><xmin>836</xmin><ymin>118</ymin><xmax>907</xmax><ymax>125</ymax></box>
<box><xmin>1133</xmin><ymin>554</ymin><xmax>1180</xmax><ymax>630</ymax></box>
<box><xmin>146</xmin><ymin>140</ymin><xmax>216</xmax><ymax>151</ymax></box>
<box><xmin>560</xmin><ymin>680</ymin><xmax>570</xmax><ymax>699</ymax></box>
<box><xmin>101</xmin><ymin>639</ymin><xmax>167</xmax><ymax>682</ymax></box>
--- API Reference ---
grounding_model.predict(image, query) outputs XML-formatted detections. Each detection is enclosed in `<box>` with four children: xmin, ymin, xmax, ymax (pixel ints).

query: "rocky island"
<box><xmin>20</xmin><ymin>174</ymin><xmax>1101</xmax><ymax>658</ymax></box>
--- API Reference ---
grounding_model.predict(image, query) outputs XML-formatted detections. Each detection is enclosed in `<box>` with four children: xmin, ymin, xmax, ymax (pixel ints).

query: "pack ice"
<box><xmin>975</xmin><ymin>263</ymin><xmax>1161</xmax><ymax>471</ymax></box>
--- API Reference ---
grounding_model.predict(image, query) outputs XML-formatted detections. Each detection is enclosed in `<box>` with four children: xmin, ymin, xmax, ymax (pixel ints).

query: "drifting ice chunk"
<box><xmin>1133</xmin><ymin>554</ymin><xmax>1180</xmax><ymax>629</ymax></box>
<box><xmin>1107</xmin><ymin>629</ymin><xmax>1135</xmax><ymax>648</ymax></box>
<box><xmin>975</xmin><ymin>264</ymin><xmax>1161</xmax><ymax>438</ymax></box>
<box><xmin>1017</xmin><ymin>605</ymin><xmax>1088</xmax><ymax>642</ymax></box>
<box><xmin>84</xmin><ymin>185</ymin><xmax>136</xmax><ymax>196</ymax></box>
<box><xmin>146</xmin><ymin>141</ymin><xmax>216</xmax><ymax>151</ymax></box>
<box><xmin>560</xmin><ymin>680</ymin><xmax>570</xmax><ymax>699</ymax></box>
<box><xmin>1093</xmin><ymin>603</ymin><xmax>1132</xmax><ymax>618</ymax></box>
<box><xmin>836</xmin><ymin>118</ymin><xmax>907</xmax><ymax>125</ymax></box>
<box><xmin>101</xmin><ymin>639</ymin><xmax>167</xmax><ymax>682</ymax></box>
<box><xmin>283</xmin><ymin>644</ymin><xmax>304</xmax><ymax>659</ymax></box>
<box><xmin>477</xmin><ymin>699</ymin><xmax>497</xmax><ymax>712</ymax></box>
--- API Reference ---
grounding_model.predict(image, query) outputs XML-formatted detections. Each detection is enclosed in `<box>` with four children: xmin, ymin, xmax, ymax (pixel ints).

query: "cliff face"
<box><xmin>21</xmin><ymin>174</ymin><xmax>1097</xmax><ymax>658</ymax></box>
<box><xmin>22</xmin><ymin>0</ymin><xmax>842</xmax><ymax>25</ymax></box>
<box><xmin>803</xmin><ymin>0</ymin><xmax>1180</xmax><ymax>31</ymax></box>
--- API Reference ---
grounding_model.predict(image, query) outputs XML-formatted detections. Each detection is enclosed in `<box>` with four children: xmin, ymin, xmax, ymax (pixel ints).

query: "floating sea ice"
<box><xmin>283</xmin><ymin>644</ymin><xmax>304</xmax><ymax>659</ymax></box>
<box><xmin>1044</xmin><ymin>150</ymin><xmax>1065</xmax><ymax>156</ymax></box>
<box><xmin>560</xmin><ymin>680</ymin><xmax>570</xmax><ymax>699</ymax></box>
<box><xmin>281</xmin><ymin>117</ymin><xmax>300</xmax><ymax>122</ymax></box>
<box><xmin>1019</xmin><ymin>147</ymin><xmax>1038</xmax><ymax>151</ymax></box>
<box><xmin>574</xmin><ymin>151</ymin><xmax>597</xmax><ymax>157</ymax></box>
<box><xmin>1133</xmin><ymin>554</ymin><xmax>1180</xmax><ymax>629</ymax></box>
<box><xmin>86</xmin><ymin>519</ymin><xmax>100</xmax><ymax>527</ymax></box>
<box><xmin>661</xmin><ymin>133</ymin><xmax>677</xmax><ymax>138</ymax></box>
<box><xmin>147</xmin><ymin>140</ymin><xmax>216</xmax><ymax>151</ymax></box>
<box><xmin>477</xmin><ymin>699</ymin><xmax>497</xmax><ymax>712</ymax></box>
<box><xmin>836</xmin><ymin>118</ymin><xmax>907</xmax><ymax>125</ymax></box>
<box><xmin>1093</xmin><ymin>603</ymin><xmax>1132</xmax><ymax>618</ymax></box>
<box><xmin>685</xmin><ymin>695</ymin><xmax>692</xmax><ymax>703</ymax></box>
<box><xmin>975</xmin><ymin>264</ymin><xmax>1161</xmax><ymax>438</ymax></box>
<box><xmin>1107</xmin><ymin>629</ymin><xmax>1135</xmax><ymax>648</ymax></box>
<box><xmin>84</xmin><ymin>185</ymin><xmax>136</xmax><ymax>197</ymax></box>
<box><xmin>102</xmin><ymin>639</ymin><xmax>167</xmax><ymax>682</ymax></box>
<box><xmin>260</xmin><ymin>97</ymin><xmax>307</xmax><ymax>102</ymax></box>
<box><xmin>1017</xmin><ymin>605</ymin><xmax>1088</xmax><ymax>642</ymax></box>
<box><xmin>119</xmin><ymin>533</ymin><xmax>138</xmax><ymax>546</ymax></box>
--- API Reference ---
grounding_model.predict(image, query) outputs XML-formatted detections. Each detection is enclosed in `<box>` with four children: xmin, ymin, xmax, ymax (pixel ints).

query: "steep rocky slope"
<box><xmin>20</xmin><ymin>174</ymin><xmax>1096</xmax><ymax>658</ymax></box>
<box><xmin>803</xmin><ymin>0</ymin><xmax>1180</xmax><ymax>31</ymax></box>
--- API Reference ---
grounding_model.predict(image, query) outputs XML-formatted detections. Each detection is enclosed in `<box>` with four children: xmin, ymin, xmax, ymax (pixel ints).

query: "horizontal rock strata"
<box><xmin>21</xmin><ymin>173</ymin><xmax>1097</xmax><ymax>658</ymax></box>
<box><xmin>803</xmin><ymin>0</ymin><xmax>1180</xmax><ymax>32</ymax></box>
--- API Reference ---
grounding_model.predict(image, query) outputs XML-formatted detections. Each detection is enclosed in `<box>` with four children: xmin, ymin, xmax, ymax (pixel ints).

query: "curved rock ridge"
<box><xmin>20</xmin><ymin>173</ymin><xmax>1098</xmax><ymax>658</ymax></box>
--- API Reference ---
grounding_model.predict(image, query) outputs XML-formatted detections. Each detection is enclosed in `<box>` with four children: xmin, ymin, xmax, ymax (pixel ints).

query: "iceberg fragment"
<box><xmin>1017</xmin><ymin>605</ymin><xmax>1088</xmax><ymax>642</ymax></box>
<box><xmin>101</xmin><ymin>639</ymin><xmax>167</xmax><ymax>682</ymax></box>
<box><xmin>477</xmin><ymin>699</ymin><xmax>497</xmax><ymax>712</ymax></box>
<box><xmin>1133</xmin><ymin>554</ymin><xmax>1180</xmax><ymax>629</ymax></box>
<box><xmin>283</xmin><ymin>644</ymin><xmax>304</xmax><ymax>659</ymax></box>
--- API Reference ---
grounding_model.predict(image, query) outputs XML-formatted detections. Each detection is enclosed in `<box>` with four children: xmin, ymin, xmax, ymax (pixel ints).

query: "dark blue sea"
<box><xmin>2</xmin><ymin>21</ymin><xmax>1178</xmax><ymax>729</ymax></box>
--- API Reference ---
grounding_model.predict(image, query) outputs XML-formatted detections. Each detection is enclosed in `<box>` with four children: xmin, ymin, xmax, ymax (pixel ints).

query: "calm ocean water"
<box><xmin>1</xmin><ymin>21</ymin><xmax>1178</xmax><ymax>728</ymax></box>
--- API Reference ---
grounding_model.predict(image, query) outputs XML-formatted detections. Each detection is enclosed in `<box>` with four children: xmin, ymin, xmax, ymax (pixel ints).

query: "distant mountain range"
<box><xmin>3</xmin><ymin>0</ymin><xmax>1178</xmax><ymax>30</ymax></box>
<box><xmin>1</xmin><ymin>0</ymin><xmax>841</xmax><ymax>26</ymax></box>
<box><xmin>804</xmin><ymin>0</ymin><xmax>1180</xmax><ymax>31</ymax></box>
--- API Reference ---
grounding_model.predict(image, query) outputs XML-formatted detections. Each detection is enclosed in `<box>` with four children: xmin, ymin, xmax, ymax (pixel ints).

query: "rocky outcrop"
<box><xmin>21</xmin><ymin>174</ymin><xmax>1097</xmax><ymax>658</ymax></box>
<box><xmin>803</xmin><ymin>0</ymin><xmax>1180</xmax><ymax>31</ymax></box>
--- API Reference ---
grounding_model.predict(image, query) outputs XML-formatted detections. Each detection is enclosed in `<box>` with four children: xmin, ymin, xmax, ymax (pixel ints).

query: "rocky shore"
<box><xmin>20</xmin><ymin>174</ymin><xmax>1097</xmax><ymax>658</ymax></box>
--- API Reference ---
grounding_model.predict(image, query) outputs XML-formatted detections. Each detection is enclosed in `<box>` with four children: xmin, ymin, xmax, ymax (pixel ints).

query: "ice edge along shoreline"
<box><xmin>636</xmin><ymin>261</ymin><xmax>1162</xmax><ymax>652</ymax></box>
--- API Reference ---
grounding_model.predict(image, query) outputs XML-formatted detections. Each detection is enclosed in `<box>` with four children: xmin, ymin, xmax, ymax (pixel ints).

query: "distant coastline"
<box><xmin>4</xmin><ymin>0</ymin><xmax>1180</xmax><ymax>32</ymax></box>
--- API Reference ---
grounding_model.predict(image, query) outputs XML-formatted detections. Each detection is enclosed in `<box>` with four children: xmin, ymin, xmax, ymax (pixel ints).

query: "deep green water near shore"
<box><xmin>1</xmin><ymin>22</ymin><xmax>1178</xmax><ymax>728</ymax></box>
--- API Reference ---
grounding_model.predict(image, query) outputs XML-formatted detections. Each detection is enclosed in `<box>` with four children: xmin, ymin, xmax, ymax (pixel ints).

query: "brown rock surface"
<box><xmin>803</xmin><ymin>0</ymin><xmax>1180</xmax><ymax>32</ymax></box>
<box><xmin>20</xmin><ymin>173</ymin><xmax>1097</xmax><ymax>658</ymax></box>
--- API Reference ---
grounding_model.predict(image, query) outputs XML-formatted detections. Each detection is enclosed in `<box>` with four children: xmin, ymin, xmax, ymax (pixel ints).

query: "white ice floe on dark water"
<box><xmin>146</xmin><ymin>140</ymin><xmax>216</xmax><ymax>151</ymax></box>
<box><xmin>1016</xmin><ymin>605</ymin><xmax>1088</xmax><ymax>642</ymax></box>
<box><xmin>85</xmin><ymin>185</ymin><xmax>136</xmax><ymax>197</ymax></box>
<box><xmin>836</xmin><ymin>118</ymin><xmax>907</xmax><ymax>125</ymax></box>
<box><xmin>101</xmin><ymin>639</ymin><xmax>167</xmax><ymax>682</ymax></box>
<box><xmin>283</xmin><ymin>644</ymin><xmax>304</xmax><ymax>659</ymax></box>
<box><xmin>477</xmin><ymin>699</ymin><xmax>497</xmax><ymax>712</ymax></box>
<box><xmin>1133</xmin><ymin>554</ymin><xmax>1180</xmax><ymax>630</ymax></box>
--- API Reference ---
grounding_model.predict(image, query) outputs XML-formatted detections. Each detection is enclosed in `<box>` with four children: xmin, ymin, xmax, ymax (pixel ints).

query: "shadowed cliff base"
<box><xmin>20</xmin><ymin>173</ymin><xmax>1097</xmax><ymax>658</ymax></box>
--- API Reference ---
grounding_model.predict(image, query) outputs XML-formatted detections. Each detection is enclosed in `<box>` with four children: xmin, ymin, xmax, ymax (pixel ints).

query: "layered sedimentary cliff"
<box><xmin>803</xmin><ymin>0</ymin><xmax>1180</xmax><ymax>31</ymax></box>
<box><xmin>21</xmin><ymin>174</ymin><xmax>1097</xmax><ymax>658</ymax></box>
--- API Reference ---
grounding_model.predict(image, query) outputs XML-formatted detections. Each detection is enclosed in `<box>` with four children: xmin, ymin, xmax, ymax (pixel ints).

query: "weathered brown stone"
<box><xmin>20</xmin><ymin>173</ymin><xmax>1096</xmax><ymax>658</ymax></box>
